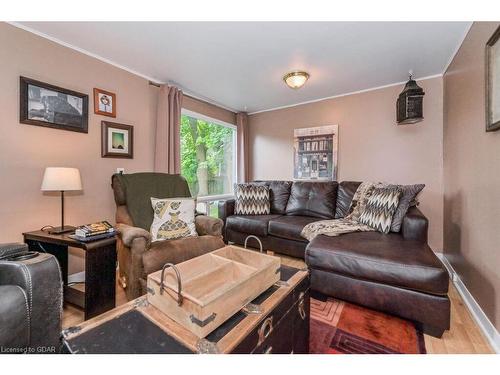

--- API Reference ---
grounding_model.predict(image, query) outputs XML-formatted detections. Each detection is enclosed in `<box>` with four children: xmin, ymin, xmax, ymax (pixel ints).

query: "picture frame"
<box><xmin>101</xmin><ymin>121</ymin><xmax>133</xmax><ymax>159</ymax></box>
<box><xmin>20</xmin><ymin>76</ymin><xmax>88</xmax><ymax>133</ymax></box>
<box><xmin>93</xmin><ymin>88</ymin><xmax>116</xmax><ymax>118</ymax></box>
<box><xmin>486</xmin><ymin>26</ymin><xmax>500</xmax><ymax>132</ymax></box>
<box><xmin>293</xmin><ymin>125</ymin><xmax>338</xmax><ymax>181</ymax></box>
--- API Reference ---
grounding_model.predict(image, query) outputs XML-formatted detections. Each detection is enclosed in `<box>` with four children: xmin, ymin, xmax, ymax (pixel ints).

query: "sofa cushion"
<box><xmin>335</xmin><ymin>181</ymin><xmax>362</xmax><ymax>218</ymax></box>
<box><xmin>226</xmin><ymin>214</ymin><xmax>282</xmax><ymax>236</ymax></box>
<box><xmin>285</xmin><ymin>181</ymin><xmax>338</xmax><ymax>219</ymax></box>
<box><xmin>305</xmin><ymin>232</ymin><xmax>449</xmax><ymax>295</ymax></box>
<box><xmin>254</xmin><ymin>181</ymin><xmax>292</xmax><ymax>214</ymax></box>
<box><xmin>268</xmin><ymin>216</ymin><xmax>320</xmax><ymax>243</ymax></box>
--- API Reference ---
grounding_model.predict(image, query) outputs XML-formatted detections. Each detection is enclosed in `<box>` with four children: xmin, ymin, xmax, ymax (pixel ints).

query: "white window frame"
<box><xmin>180</xmin><ymin>109</ymin><xmax>237</xmax><ymax>206</ymax></box>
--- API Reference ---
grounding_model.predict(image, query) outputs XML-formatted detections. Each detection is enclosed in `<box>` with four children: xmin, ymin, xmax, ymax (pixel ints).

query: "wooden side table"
<box><xmin>23</xmin><ymin>230</ymin><xmax>117</xmax><ymax>320</ymax></box>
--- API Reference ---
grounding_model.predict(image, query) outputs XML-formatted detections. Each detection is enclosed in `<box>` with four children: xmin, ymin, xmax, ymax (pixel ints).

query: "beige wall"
<box><xmin>0</xmin><ymin>23</ymin><xmax>157</xmax><ymax>247</ymax></box>
<box><xmin>249</xmin><ymin>77</ymin><xmax>444</xmax><ymax>251</ymax></box>
<box><xmin>443</xmin><ymin>22</ymin><xmax>500</xmax><ymax>329</ymax></box>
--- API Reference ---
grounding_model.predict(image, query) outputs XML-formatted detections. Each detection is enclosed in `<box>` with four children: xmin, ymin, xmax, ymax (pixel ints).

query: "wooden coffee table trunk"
<box><xmin>62</xmin><ymin>265</ymin><xmax>310</xmax><ymax>354</ymax></box>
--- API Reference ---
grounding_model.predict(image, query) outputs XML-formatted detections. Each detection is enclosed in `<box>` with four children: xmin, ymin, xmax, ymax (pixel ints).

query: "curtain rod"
<box><xmin>149</xmin><ymin>80</ymin><xmax>195</xmax><ymax>101</ymax></box>
<box><xmin>148</xmin><ymin>80</ymin><xmax>204</xmax><ymax>101</ymax></box>
<box><xmin>148</xmin><ymin>80</ymin><xmax>239</xmax><ymax>114</ymax></box>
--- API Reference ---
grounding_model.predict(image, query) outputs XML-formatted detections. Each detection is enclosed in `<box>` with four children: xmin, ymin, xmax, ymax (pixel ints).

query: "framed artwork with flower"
<box><xmin>93</xmin><ymin>88</ymin><xmax>116</xmax><ymax>117</ymax></box>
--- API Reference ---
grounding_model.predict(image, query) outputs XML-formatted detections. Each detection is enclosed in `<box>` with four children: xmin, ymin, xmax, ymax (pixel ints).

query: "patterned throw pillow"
<box><xmin>234</xmin><ymin>184</ymin><xmax>270</xmax><ymax>215</ymax></box>
<box><xmin>389</xmin><ymin>184</ymin><xmax>425</xmax><ymax>232</ymax></box>
<box><xmin>150</xmin><ymin>197</ymin><xmax>197</xmax><ymax>241</ymax></box>
<box><xmin>346</xmin><ymin>182</ymin><xmax>389</xmax><ymax>221</ymax></box>
<box><xmin>358</xmin><ymin>187</ymin><xmax>403</xmax><ymax>234</ymax></box>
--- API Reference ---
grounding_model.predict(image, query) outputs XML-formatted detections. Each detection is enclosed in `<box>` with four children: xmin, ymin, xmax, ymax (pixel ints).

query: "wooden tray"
<box><xmin>146</xmin><ymin>246</ymin><xmax>281</xmax><ymax>338</ymax></box>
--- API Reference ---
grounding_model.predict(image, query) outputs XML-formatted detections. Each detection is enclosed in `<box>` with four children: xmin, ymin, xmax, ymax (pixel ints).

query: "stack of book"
<box><xmin>70</xmin><ymin>221</ymin><xmax>116</xmax><ymax>242</ymax></box>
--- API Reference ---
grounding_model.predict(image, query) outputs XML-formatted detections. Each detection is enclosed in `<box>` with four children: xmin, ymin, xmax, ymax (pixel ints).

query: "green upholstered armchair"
<box><xmin>111</xmin><ymin>172</ymin><xmax>224</xmax><ymax>300</ymax></box>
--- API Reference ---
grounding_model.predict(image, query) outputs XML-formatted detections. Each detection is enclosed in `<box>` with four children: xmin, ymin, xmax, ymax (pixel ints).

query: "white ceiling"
<box><xmin>16</xmin><ymin>22</ymin><xmax>471</xmax><ymax>113</ymax></box>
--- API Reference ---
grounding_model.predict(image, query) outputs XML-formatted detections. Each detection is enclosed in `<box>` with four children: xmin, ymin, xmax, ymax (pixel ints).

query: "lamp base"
<box><xmin>48</xmin><ymin>225</ymin><xmax>76</xmax><ymax>235</ymax></box>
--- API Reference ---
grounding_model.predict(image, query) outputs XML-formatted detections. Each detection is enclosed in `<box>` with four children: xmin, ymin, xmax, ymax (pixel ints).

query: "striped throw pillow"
<box><xmin>234</xmin><ymin>184</ymin><xmax>270</xmax><ymax>215</ymax></box>
<box><xmin>358</xmin><ymin>187</ymin><xmax>403</xmax><ymax>234</ymax></box>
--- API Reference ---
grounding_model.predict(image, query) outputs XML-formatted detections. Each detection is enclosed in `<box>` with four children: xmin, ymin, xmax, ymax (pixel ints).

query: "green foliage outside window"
<box><xmin>180</xmin><ymin>114</ymin><xmax>235</xmax><ymax>197</ymax></box>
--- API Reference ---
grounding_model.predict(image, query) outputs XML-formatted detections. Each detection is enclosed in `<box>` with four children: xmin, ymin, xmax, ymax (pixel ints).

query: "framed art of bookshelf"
<box><xmin>293</xmin><ymin>125</ymin><xmax>338</xmax><ymax>181</ymax></box>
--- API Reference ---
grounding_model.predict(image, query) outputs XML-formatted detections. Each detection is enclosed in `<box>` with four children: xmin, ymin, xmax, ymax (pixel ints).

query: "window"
<box><xmin>180</xmin><ymin>110</ymin><xmax>237</xmax><ymax>203</ymax></box>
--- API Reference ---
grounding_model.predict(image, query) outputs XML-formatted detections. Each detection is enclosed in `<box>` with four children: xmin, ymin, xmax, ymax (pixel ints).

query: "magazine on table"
<box><xmin>71</xmin><ymin>220</ymin><xmax>116</xmax><ymax>241</ymax></box>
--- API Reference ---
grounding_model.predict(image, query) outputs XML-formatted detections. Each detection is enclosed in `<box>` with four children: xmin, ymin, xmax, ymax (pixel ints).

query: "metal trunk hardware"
<box><xmin>133</xmin><ymin>297</ymin><xmax>149</xmax><ymax>308</ymax></box>
<box><xmin>242</xmin><ymin>302</ymin><xmax>263</xmax><ymax>314</ymax></box>
<box><xmin>196</xmin><ymin>338</ymin><xmax>220</xmax><ymax>354</ymax></box>
<box><xmin>298</xmin><ymin>292</ymin><xmax>306</xmax><ymax>320</ymax></box>
<box><xmin>257</xmin><ymin>316</ymin><xmax>274</xmax><ymax>346</ymax></box>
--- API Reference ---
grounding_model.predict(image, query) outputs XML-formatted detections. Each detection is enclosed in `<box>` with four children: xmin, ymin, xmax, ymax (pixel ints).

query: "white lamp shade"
<box><xmin>41</xmin><ymin>167</ymin><xmax>82</xmax><ymax>191</ymax></box>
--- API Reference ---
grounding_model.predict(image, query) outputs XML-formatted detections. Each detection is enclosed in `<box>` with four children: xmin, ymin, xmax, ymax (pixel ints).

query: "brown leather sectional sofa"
<box><xmin>218</xmin><ymin>180</ymin><xmax>450</xmax><ymax>337</ymax></box>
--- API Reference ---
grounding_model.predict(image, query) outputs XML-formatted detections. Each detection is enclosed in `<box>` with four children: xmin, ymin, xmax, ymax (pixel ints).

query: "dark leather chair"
<box><xmin>0</xmin><ymin>243</ymin><xmax>62</xmax><ymax>353</ymax></box>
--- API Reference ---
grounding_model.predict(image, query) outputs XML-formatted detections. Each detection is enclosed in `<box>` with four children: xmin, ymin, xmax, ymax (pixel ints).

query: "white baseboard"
<box><xmin>436</xmin><ymin>253</ymin><xmax>500</xmax><ymax>353</ymax></box>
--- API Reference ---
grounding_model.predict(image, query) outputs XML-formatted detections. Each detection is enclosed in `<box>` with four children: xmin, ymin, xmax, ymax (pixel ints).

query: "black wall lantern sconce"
<box><xmin>397</xmin><ymin>72</ymin><xmax>425</xmax><ymax>125</ymax></box>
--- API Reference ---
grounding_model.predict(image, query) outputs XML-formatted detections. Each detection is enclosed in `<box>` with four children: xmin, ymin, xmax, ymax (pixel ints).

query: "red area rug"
<box><xmin>310</xmin><ymin>292</ymin><xmax>426</xmax><ymax>354</ymax></box>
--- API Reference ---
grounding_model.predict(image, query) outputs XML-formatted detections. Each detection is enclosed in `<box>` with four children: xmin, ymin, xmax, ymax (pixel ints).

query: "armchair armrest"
<box><xmin>0</xmin><ymin>243</ymin><xmax>29</xmax><ymax>260</ymax></box>
<box><xmin>116</xmin><ymin>224</ymin><xmax>152</xmax><ymax>300</ymax></box>
<box><xmin>218</xmin><ymin>198</ymin><xmax>235</xmax><ymax>224</ymax></box>
<box><xmin>116</xmin><ymin>223</ymin><xmax>151</xmax><ymax>247</ymax></box>
<box><xmin>195</xmin><ymin>215</ymin><xmax>223</xmax><ymax>236</ymax></box>
<box><xmin>401</xmin><ymin>206</ymin><xmax>429</xmax><ymax>243</ymax></box>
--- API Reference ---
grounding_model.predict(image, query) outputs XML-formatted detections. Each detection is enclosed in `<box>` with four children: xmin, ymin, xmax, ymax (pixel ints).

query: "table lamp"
<box><xmin>41</xmin><ymin>167</ymin><xmax>82</xmax><ymax>234</ymax></box>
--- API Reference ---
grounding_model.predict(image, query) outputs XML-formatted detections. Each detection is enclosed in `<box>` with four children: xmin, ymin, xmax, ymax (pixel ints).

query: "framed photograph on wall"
<box><xmin>94</xmin><ymin>88</ymin><xmax>116</xmax><ymax>117</ymax></box>
<box><xmin>486</xmin><ymin>26</ymin><xmax>500</xmax><ymax>132</ymax></box>
<box><xmin>101</xmin><ymin>121</ymin><xmax>133</xmax><ymax>158</ymax></box>
<box><xmin>20</xmin><ymin>76</ymin><xmax>88</xmax><ymax>133</ymax></box>
<box><xmin>293</xmin><ymin>125</ymin><xmax>338</xmax><ymax>181</ymax></box>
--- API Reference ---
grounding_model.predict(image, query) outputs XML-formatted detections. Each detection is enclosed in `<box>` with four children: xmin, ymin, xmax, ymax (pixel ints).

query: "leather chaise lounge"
<box><xmin>219</xmin><ymin>180</ymin><xmax>450</xmax><ymax>337</ymax></box>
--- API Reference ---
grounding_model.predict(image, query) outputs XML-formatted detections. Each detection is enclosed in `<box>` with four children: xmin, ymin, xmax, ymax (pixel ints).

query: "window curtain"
<box><xmin>154</xmin><ymin>85</ymin><xmax>183</xmax><ymax>174</ymax></box>
<box><xmin>236</xmin><ymin>112</ymin><xmax>249</xmax><ymax>183</ymax></box>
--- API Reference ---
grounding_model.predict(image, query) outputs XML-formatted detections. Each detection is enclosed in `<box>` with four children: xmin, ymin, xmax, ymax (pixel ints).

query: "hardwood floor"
<box><xmin>424</xmin><ymin>281</ymin><xmax>494</xmax><ymax>353</ymax></box>
<box><xmin>62</xmin><ymin>253</ymin><xmax>494</xmax><ymax>354</ymax></box>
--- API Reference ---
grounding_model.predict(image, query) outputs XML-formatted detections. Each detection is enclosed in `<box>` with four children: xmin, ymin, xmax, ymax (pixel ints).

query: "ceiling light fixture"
<box><xmin>283</xmin><ymin>71</ymin><xmax>310</xmax><ymax>89</ymax></box>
